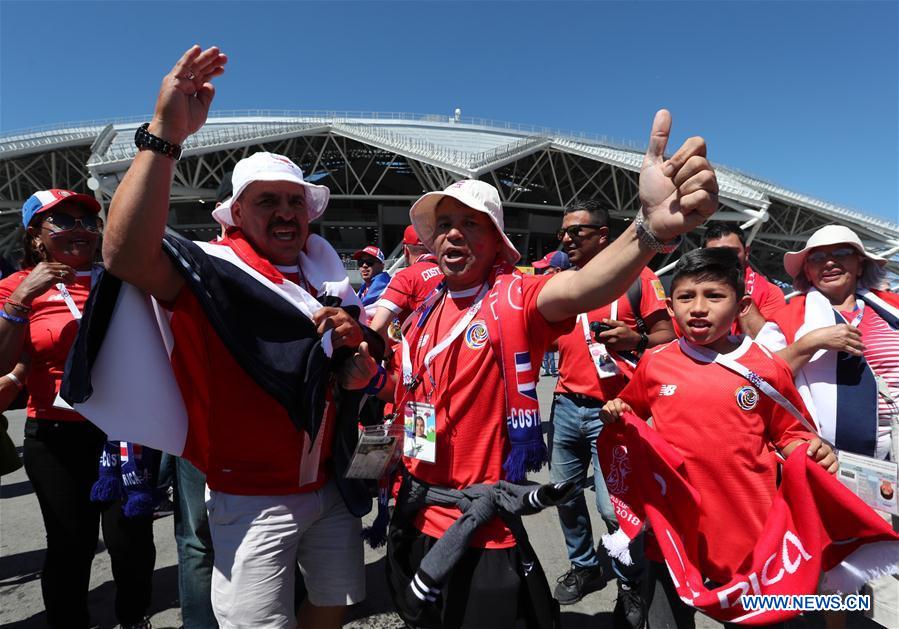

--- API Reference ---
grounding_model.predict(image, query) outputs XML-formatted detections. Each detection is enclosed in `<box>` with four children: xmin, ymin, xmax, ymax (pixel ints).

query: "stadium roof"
<box><xmin>1</xmin><ymin>111</ymin><xmax>896</xmax><ymax>284</ymax></box>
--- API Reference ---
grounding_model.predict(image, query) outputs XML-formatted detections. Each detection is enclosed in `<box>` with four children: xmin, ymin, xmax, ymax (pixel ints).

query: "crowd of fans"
<box><xmin>1</xmin><ymin>45</ymin><xmax>897</xmax><ymax>629</ymax></box>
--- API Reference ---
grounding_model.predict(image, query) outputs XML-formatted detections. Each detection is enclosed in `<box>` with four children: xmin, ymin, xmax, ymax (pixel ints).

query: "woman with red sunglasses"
<box><xmin>0</xmin><ymin>189</ymin><xmax>156</xmax><ymax>629</ymax></box>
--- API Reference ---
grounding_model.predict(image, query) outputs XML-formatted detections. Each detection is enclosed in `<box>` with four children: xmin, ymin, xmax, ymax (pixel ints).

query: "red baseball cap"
<box><xmin>352</xmin><ymin>245</ymin><xmax>385</xmax><ymax>262</ymax></box>
<box><xmin>403</xmin><ymin>225</ymin><xmax>423</xmax><ymax>246</ymax></box>
<box><xmin>532</xmin><ymin>251</ymin><xmax>571</xmax><ymax>270</ymax></box>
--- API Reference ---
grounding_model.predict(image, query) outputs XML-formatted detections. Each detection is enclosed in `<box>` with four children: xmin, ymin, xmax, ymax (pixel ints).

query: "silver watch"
<box><xmin>634</xmin><ymin>210</ymin><xmax>683</xmax><ymax>254</ymax></box>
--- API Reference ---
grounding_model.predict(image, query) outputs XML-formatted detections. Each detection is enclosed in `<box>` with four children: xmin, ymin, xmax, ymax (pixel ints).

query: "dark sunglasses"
<box><xmin>556</xmin><ymin>224</ymin><xmax>603</xmax><ymax>241</ymax></box>
<box><xmin>806</xmin><ymin>247</ymin><xmax>857</xmax><ymax>264</ymax></box>
<box><xmin>42</xmin><ymin>212</ymin><xmax>101</xmax><ymax>232</ymax></box>
<box><xmin>358</xmin><ymin>258</ymin><xmax>381</xmax><ymax>267</ymax></box>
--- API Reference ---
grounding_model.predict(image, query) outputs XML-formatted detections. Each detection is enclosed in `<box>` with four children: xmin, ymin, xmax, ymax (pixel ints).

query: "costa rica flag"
<box><xmin>515</xmin><ymin>352</ymin><xmax>538</xmax><ymax>401</ymax></box>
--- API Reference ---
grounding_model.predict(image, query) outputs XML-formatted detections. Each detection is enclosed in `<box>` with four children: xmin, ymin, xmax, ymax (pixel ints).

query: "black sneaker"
<box><xmin>612</xmin><ymin>581</ymin><xmax>646</xmax><ymax>629</ymax></box>
<box><xmin>553</xmin><ymin>564</ymin><xmax>606</xmax><ymax>605</ymax></box>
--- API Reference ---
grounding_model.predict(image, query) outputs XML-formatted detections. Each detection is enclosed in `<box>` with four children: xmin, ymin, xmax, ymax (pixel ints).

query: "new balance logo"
<box><xmin>659</xmin><ymin>384</ymin><xmax>677</xmax><ymax>396</ymax></box>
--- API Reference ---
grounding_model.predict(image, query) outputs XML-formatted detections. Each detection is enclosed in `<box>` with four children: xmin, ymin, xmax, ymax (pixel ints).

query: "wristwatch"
<box><xmin>134</xmin><ymin>123</ymin><xmax>182</xmax><ymax>160</ymax></box>
<box><xmin>634</xmin><ymin>209</ymin><xmax>682</xmax><ymax>254</ymax></box>
<box><xmin>636</xmin><ymin>332</ymin><xmax>649</xmax><ymax>355</ymax></box>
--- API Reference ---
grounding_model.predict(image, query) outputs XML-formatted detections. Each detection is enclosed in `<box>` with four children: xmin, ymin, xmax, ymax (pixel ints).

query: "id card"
<box><xmin>345</xmin><ymin>423</ymin><xmax>403</xmax><ymax>479</ymax></box>
<box><xmin>589</xmin><ymin>343</ymin><xmax>620</xmax><ymax>379</ymax></box>
<box><xmin>404</xmin><ymin>401</ymin><xmax>437</xmax><ymax>463</ymax></box>
<box><xmin>837</xmin><ymin>450</ymin><xmax>898</xmax><ymax>516</ymax></box>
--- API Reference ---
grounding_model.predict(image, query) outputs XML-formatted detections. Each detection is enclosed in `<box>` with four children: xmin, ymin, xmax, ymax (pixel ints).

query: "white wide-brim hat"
<box><xmin>783</xmin><ymin>224</ymin><xmax>886</xmax><ymax>278</ymax></box>
<box><xmin>409</xmin><ymin>179</ymin><xmax>520</xmax><ymax>264</ymax></box>
<box><xmin>211</xmin><ymin>152</ymin><xmax>330</xmax><ymax>227</ymax></box>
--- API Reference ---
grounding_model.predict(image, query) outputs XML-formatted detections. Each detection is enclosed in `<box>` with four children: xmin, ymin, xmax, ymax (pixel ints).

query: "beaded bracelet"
<box><xmin>5</xmin><ymin>298</ymin><xmax>31</xmax><ymax>313</ymax></box>
<box><xmin>0</xmin><ymin>309</ymin><xmax>27</xmax><ymax>325</ymax></box>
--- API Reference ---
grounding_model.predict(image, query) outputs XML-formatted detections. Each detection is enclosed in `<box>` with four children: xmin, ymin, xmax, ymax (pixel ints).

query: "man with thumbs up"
<box><xmin>375</xmin><ymin>112</ymin><xmax>718</xmax><ymax>625</ymax></box>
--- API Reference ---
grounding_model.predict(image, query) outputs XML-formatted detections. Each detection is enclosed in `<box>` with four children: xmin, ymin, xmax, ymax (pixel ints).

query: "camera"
<box><xmin>589</xmin><ymin>321</ymin><xmax>613</xmax><ymax>341</ymax></box>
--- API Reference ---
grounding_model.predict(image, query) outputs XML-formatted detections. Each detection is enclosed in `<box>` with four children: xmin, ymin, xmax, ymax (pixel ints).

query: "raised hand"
<box><xmin>9</xmin><ymin>262</ymin><xmax>75</xmax><ymax>305</ymax></box>
<box><xmin>149</xmin><ymin>45</ymin><xmax>228</xmax><ymax>145</ymax></box>
<box><xmin>639</xmin><ymin>110</ymin><xmax>718</xmax><ymax>242</ymax></box>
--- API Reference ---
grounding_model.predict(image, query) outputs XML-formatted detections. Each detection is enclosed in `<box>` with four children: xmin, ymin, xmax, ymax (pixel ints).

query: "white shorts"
<box><xmin>207</xmin><ymin>479</ymin><xmax>364</xmax><ymax>628</ymax></box>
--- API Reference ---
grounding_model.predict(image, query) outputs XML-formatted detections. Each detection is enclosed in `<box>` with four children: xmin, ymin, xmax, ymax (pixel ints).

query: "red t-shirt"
<box><xmin>556</xmin><ymin>267</ymin><xmax>667</xmax><ymax>400</ymax></box>
<box><xmin>745</xmin><ymin>267</ymin><xmax>786</xmax><ymax>320</ymax></box>
<box><xmin>0</xmin><ymin>269</ymin><xmax>94</xmax><ymax>421</ymax></box>
<box><xmin>164</xmin><ymin>253</ymin><xmax>335</xmax><ymax>496</ymax></box>
<box><xmin>397</xmin><ymin>275</ymin><xmax>570</xmax><ymax>548</ymax></box>
<box><xmin>377</xmin><ymin>258</ymin><xmax>443</xmax><ymax>321</ymax></box>
<box><xmin>618</xmin><ymin>337</ymin><xmax>816</xmax><ymax>581</ymax></box>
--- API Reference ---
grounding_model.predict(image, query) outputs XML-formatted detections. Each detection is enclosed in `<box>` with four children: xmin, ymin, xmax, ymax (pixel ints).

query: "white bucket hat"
<box><xmin>783</xmin><ymin>224</ymin><xmax>886</xmax><ymax>278</ymax></box>
<box><xmin>211</xmin><ymin>152</ymin><xmax>330</xmax><ymax>227</ymax></box>
<box><xmin>409</xmin><ymin>180</ymin><xmax>520</xmax><ymax>264</ymax></box>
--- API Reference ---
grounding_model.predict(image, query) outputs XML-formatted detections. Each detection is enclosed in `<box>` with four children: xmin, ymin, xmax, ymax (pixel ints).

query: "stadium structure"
<box><xmin>0</xmin><ymin>110</ymin><xmax>897</xmax><ymax>287</ymax></box>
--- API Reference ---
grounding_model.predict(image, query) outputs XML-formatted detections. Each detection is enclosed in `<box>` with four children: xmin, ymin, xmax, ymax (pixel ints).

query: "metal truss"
<box><xmin>0</xmin><ymin>116</ymin><xmax>896</xmax><ymax>285</ymax></box>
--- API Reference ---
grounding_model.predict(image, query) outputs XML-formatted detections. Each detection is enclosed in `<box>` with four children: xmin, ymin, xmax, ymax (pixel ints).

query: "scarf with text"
<box><xmin>597</xmin><ymin>414</ymin><xmax>899</xmax><ymax>625</ymax></box>
<box><xmin>401</xmin><ymin>261</ymin><xmax>546</xmax><ymax>481</ymax></box>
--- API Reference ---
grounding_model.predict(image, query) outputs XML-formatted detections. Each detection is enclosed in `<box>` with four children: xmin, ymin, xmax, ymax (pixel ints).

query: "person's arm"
<box><xmin>369</xmin><ymin>305</ymin><xmax>398</xmax><ymax>342</ymax></box>
<box><xmin>738</xmin><ymin>302</ymin><xmax>767</xmax><ymax>338</ymax></box>
<box><xmin>775</xmin><ymin>324</ymin><xmax>864</xmax><ymax>373</ymax></box>
<box><xmin>0</xmin><ymin>266</ymin><xmax>74</xmax><ymax>373</ymax></box>
<box><xmin>0</xmin><ymin>360</ymin><xmax>28</xmax><ymax>411</ymax></box>
<box><xmin>598</xmin><ymin>310</ymin><xmax>674</xmax><ymax>352</ymax></box>
<box><xmin>103</xmin><ymin>46</ymin><xmax>227</xmax><ymax>302</ymax></box>
<box><xmin>537</xmin><ymin>110</ymin><xmax>718</xmax><ymax>322</ymax></box>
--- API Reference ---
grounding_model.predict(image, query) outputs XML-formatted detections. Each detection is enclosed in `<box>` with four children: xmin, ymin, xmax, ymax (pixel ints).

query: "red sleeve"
<box><xmin>765</xmin><ymin>354</ymin><xmax>817</xmax><ymax>450</ymax></box>
<box><xmin>618</xmin><ymin>357</ymin><xmax>653</xmax><ymax>419</ymax></box>
<box><xmin>378</xmin><ymin>271</ymin><xmax>415</xmax><ymax>317</ymax></box>
<box><xmin>756</xmin><ymin>277</ymin><xmax>787</xmax><ymax>319</ymax></box>
<box><xmin>639</xmin><ymin>270</ymin><xmax>668</xmax><ymax>318</ymax></box>
<box><xmin>0</xmin><ymin>271</ymin><xmax>28</xmax><ymax>302</ymax></box>
<box><xmin>522</xmin><ymin>274</ymin><xmax>576</xmax><ymax>351</ymax></box>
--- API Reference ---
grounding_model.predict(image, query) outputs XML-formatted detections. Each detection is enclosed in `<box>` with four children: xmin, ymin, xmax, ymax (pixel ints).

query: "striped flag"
<box><xmin>515</xmin><ymin>352</ymin><xmax>538</xmax><ymax>401</ymax></box>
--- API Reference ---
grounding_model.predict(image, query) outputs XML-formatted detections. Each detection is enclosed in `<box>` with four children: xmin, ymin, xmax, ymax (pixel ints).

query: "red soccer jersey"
<box><xmin>745</xmin><ymin>267</ymin><xmax>786</xmax><ymax>320</ymax></box>
<box><xmin>397</xmin><ymin>275</ymin><xmax>570</xmax><ymax>548</ymax></box>
<box><xmin>0</xmin><ymin>269</ymin><xmax>94</xmax><ymax>421</ymax></box>
<box><xmin>377</xmin><ymin>258</ymin><xmax>443</xmax><ymax>321</ymax></box>
<box><xmin>555</xmin><ymin>267</ymin><xmax>667</xmax><ymax>400</ymax></box>
<box><xmin>164</xmin><ymin>250</ymin><xmax>336</xmax><ymax>496</ymax></box>
<box><xmin>618</xmin><ymin>337</ymin><xmax>816</xmax><ymax>581</ymax></box>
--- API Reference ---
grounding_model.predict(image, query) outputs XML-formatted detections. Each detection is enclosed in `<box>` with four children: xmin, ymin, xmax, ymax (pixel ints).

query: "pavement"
<box><xmin>0</xmin><ymin>376</ymin><xmax>883</xmax><ymax>628</ymax></box>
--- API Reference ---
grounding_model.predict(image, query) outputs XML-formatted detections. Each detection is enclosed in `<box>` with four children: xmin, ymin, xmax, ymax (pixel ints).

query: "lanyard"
<box><xmin>55</xmin><ymin>267</ymin><xmax>101</xmax><ymax>320</ymax></box>
<box><xmin>401</xmin><ymin>283</ymin><xmax>488</xmax><ymax>395</ymax></box>
<box><xmin>680</xmin><ymin>339</ymin><xmax>820</xmax><ymax>437</ymax></box>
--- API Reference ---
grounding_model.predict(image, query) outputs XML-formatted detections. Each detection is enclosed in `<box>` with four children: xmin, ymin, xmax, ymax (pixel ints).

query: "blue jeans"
<box><xmin>549</xmin><ymin>393</ymin><xmax>643</xmax><ymax>583</ymax></box>
<box><xmin>541</xmin><ymin>351</ymin><xmax>557</xmax><ymax>375</ymax></box>
<box><xmin>174</xmin><ymin>457</ymin><xmax>218</xmax><ymax>629</ymax></box>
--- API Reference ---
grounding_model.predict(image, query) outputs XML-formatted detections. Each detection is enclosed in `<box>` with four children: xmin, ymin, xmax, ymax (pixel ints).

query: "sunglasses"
<box><xmin>556</xmin><ymin>224</ymin><xmax>604</xmax><ymax>241</ymax></box>
<box><xmin>42</xmin><ymin>212</ymin><xmax>101</xmax><ymax>232</ymax></box>
<box><xmin>358</xmin><ymin>258</ymin><xmax>381</xmax><ymax>267</ymax></box>
<box><xmin>806</xmin><ymin>247</ymin><xmax>857</xmax><ymax>264</ymax></box>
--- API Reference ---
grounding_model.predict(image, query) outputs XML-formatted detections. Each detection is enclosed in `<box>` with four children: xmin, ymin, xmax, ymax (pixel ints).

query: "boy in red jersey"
<box><xmin>602</xmin><ymin>247</ymin><xmax>837</xmax><ymax>628</ymax></box>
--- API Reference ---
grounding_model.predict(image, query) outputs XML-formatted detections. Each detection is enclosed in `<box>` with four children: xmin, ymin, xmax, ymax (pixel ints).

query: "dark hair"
<box><xmin>701</xmin><ymin>221</ymin><xmax>746</xmax><ymax>248</ymax></box>
<box><xmin>671</xmin><ymin>248</ymin><xmax>745</xmax><ymax>298</ymax></box>
<box><xmin>564</xmin><ymin>199</ymin><xmax>609</xmax><ymax>228</ymax></box>
<box><xmin>19</xmin><ymin>227</ymin><xmax>47</xmax><ymax>269</ymax></box>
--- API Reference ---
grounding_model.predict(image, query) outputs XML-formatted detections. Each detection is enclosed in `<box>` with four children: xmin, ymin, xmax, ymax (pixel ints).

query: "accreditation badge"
<box><xmin>589</xmin><ymin>342</ymin><xmax>620</xmax><ymax>379</ymax></box>
<box><xmin>404</xmin><ymin>401</ymin><xmax>437</xmax><ymax>463</ymax></box>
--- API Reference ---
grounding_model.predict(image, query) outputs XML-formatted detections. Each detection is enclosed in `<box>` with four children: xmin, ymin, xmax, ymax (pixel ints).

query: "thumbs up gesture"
<box><xmin>638</xmin><ymin>110</ymin><xmax>718</xmax><ymax>242</ymax></box>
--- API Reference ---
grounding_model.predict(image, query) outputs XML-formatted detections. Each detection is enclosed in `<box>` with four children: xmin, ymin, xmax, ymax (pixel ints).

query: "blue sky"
<box><xmin>1</xmin><ymin>1</ymin><xmax>896</xmax><ymax>222</ymax></box>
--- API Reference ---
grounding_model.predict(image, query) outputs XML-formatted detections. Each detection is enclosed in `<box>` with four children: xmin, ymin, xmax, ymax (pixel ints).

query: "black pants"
<box><xmin>23</xmin><ymin>419</ymin><xmax>156</xmax><ymax>628</ymax></box>
<box><xmin>386</xmin><ymin>516</ymin><xmax>559</xmax><ymax>629</ymax></box>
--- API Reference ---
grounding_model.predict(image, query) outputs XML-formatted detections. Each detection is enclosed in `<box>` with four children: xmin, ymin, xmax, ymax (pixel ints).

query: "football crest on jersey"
<box><xmin>735</xmin><ymin>385</ymin><xmax>759</xmax><ymax>411</ymax></box>
<box><xmin>464</xmin><ymin>319</ymin><xmax>489</xmax><ymax>349</ymax></box>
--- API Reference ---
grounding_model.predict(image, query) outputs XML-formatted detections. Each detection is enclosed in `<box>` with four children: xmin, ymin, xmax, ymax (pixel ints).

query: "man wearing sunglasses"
<box><xmin>353</xmin><ymin>245</ymin><xmax>391</xmax><ymax>321</ymax></box>
<box><xmin>549</xmin><ymin>200</ymin><xmax>674</xmax><ymax>625</ymax></box>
